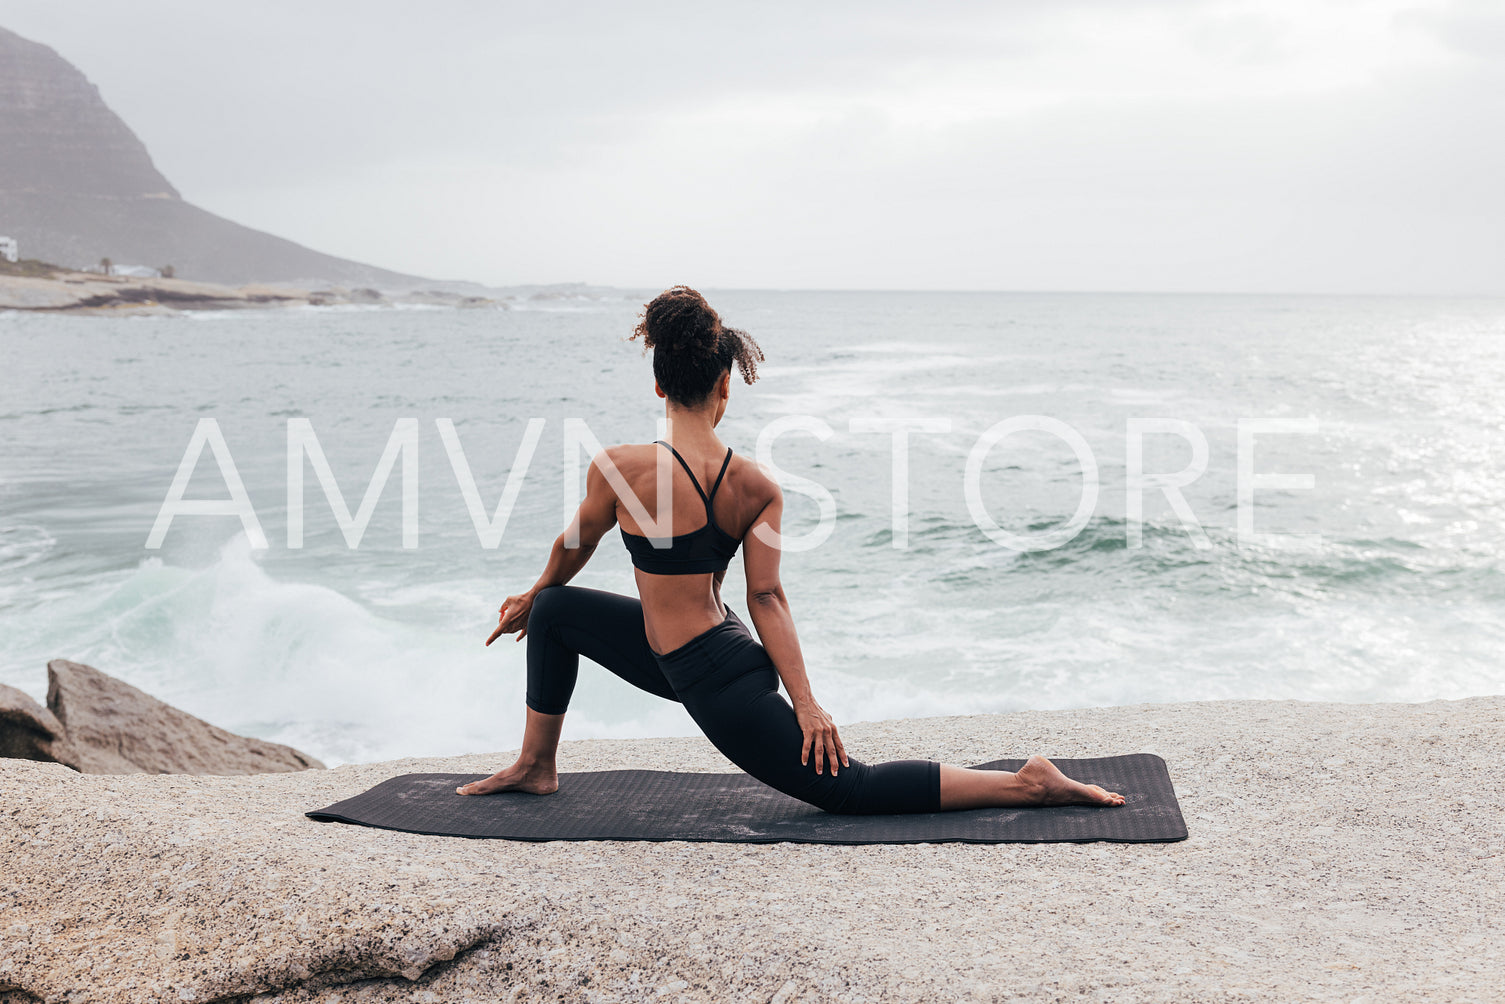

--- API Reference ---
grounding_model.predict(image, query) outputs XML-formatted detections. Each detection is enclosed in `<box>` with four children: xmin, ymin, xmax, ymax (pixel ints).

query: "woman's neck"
<box><xmin>663</xmin><ymin>404</ymin><xmax>719</xmax><ymax>445</ymax></box>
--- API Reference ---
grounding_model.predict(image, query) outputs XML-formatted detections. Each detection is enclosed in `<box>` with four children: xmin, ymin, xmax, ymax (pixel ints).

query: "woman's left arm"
<box><xmin>486</xmin><ymin>449</ymin><xmax>619</xmax><ymax>645</ymax></box>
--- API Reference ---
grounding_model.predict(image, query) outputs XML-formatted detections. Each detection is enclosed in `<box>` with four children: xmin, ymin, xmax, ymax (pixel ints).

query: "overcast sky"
<box><xmin>3</xmin><ymin>0</ymin><xmax>1502</xmax><ymax>292</ymax></box>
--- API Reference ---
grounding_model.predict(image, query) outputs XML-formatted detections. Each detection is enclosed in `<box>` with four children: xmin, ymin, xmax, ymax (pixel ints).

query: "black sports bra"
<box><xmin>620</xmin><ymin>440</ymin><xmax>741</xmax><ymax>575</ymax></box>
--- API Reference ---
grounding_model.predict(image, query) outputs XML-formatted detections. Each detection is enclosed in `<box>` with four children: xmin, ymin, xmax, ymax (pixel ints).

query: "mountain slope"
<box><xmin>0</xmin><ymin>26</ymin><xmax>423</xmax><ymax>286</ymax></box>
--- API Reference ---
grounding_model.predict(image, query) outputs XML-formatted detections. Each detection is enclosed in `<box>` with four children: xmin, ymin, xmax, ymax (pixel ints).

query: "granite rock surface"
<box><xmin>1</xmin><ymin>697</ymin><xmax>1501</xmax><ymax>1003</ymax></box>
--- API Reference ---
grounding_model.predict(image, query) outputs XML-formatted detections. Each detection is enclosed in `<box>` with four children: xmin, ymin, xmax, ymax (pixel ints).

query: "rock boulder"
<box><xmin>43</xmin><ymin>659</ymin><xmax>323</xmax><ymax>775</ymax></box>
<box><xmin>0</xmin><ymin>683</ymin><xmax>75</xmax><ymax>765</ymax></box>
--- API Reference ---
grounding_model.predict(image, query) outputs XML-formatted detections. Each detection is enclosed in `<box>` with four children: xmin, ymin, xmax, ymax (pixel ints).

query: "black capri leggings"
<box><xmin>524</xmin><ymin>585</ymin><xmax>941</xmax><ymax>815</ymax></box>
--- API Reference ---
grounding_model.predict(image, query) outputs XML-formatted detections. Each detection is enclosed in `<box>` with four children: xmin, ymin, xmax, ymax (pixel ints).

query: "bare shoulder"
<box><xmin>729</xmin><ymin>453</ymin><xmax>781</xmax><ymax>511</ymax></box>
<box><xmin>585</xmin><ymin>444</ymin><xmax>659</xmax><ymax>508</ymax></box>
<box><xmin>593</xmin><ymin>442</ymin><xmax>656</xmax><ymax>474</ymax></box>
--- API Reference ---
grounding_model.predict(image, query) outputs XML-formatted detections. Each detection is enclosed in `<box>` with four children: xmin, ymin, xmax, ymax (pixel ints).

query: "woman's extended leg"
<box><xmin>682</xmin><ymin>670</ymin><xmax>1124</xmax><ymax>811</ymax></box>
<box><xmin>663</xmin><ymin>610</ymin><xmax>1124</xmax><ymax>813</ymax></box>
<box><xmin>459</xmin><ymin>586</ymin><xmax>674</xmax><ymax>796</ymax></box>
<box><xmin>652</xmin><ymin>611</ymin><xmax>933</xmax><ymax>813</ymax></box>
<box><xmin>938</xmin><ymin>760</ymin><xmax>1124</xmax><ymax>810</ymax></box>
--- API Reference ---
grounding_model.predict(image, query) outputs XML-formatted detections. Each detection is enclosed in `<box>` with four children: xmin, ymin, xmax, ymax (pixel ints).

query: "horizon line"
<box><xmin>458</xmin><ymin>281</ymin><xmax>1505</xmax><ymax>300</ymax></box>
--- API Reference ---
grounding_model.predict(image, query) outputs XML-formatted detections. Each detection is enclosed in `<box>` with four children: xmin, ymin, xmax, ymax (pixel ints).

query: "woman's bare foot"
<box><xmin>455</xmin><ymin>761</ymin><xmax>558</xmax><ymax>796</ymax></box>
<box><xmin>1016</xmin><ymin>755</ymin><xmax>1125</xmax><ymax>806</ymax></box>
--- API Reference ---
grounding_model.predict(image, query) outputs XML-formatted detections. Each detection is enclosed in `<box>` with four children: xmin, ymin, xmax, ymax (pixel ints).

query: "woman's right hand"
<box><xmin>485</xmin><ymin>589</ymin><xmax>536</xmax><ymax>646</ymax></box>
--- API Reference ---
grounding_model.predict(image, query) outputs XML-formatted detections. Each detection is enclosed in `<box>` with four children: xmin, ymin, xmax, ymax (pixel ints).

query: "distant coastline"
<box><xmin>0</xmin><ymin>260</ymin><xmax>641</xmax><ymax>315</ymax></box>
<box><xmin>0</xmin><ymin>259</ymin><xmax>506</xmax><ymax>314</ymax></box>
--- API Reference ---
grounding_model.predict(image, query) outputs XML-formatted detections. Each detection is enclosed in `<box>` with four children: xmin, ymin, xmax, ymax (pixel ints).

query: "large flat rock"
<box><xmin>1</xmin><ymin>697</ymin><xmax>1501</xmax><ymax>1003</ymax></box>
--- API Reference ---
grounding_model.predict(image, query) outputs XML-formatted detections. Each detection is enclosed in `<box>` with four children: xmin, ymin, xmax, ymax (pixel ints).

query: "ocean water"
<box><xmin>2</xmin><ymin>291</ymin><xmax>1502</xmax><ymax>765</ymax></box>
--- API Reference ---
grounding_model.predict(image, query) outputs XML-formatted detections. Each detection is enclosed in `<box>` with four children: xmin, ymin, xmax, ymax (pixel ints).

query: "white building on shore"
<box><xmin>0</xmin><ymin>236</ymin><xmax>17</xmax><ymax>263</ymax></box>
<box><xmin>109</xmin><ymin>264</ymin><xmax>162</xmax><ymax>278</ymax></box>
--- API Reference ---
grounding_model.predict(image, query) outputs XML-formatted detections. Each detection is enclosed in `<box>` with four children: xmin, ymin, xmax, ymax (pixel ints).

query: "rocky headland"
<box><xmin>0</xmin><ymin>25</ymin><xmax>421</xmax><ymax>287</ymax></box>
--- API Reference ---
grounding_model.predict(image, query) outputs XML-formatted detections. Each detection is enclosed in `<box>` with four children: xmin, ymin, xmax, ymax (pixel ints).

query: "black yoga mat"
<box><xmin>306</xmin><ymin>754</ymin><xmax>1186</xmax><ymax>844</ymax></box>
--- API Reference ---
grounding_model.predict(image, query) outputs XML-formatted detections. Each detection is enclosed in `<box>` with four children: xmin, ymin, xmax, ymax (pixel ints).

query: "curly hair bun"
<box><xmin>635</xmin><ymin>285</ymin><xmax>722</xmax><ymax>358</ymax></box>
<box><xmin>630</xmin><ymin>286</ymin><xmax>765</xmax><ymax>406</ymax></box>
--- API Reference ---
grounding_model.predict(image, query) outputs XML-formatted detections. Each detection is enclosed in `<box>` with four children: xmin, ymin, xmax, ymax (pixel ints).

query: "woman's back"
<box><xmin>609</xmin><ymin>438</ymin><xmax>773</xmax><ymax>655</ymax></box>
<box><xmin>619</xmin><ymin>440</ymin><xmax>739</xmax><ymax>575</ymax></box>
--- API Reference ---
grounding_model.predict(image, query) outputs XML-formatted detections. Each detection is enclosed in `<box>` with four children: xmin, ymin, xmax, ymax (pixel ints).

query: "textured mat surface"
<box><xmin>307</xmin><ymin>754</ymin><xmax>1186</xmax><ymax>844</ymax></box>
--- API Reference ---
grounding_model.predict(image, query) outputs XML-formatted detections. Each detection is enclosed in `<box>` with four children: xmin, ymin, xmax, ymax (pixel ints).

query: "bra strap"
<box><xmin>706</xmin><ymin>448</ymin><xmax>733</xmax><ymax>504</ymax></box>
<box><xmin>653</xmin><ymin>440</ymin><xmax>710</xmax><ymax>506</ymax></box>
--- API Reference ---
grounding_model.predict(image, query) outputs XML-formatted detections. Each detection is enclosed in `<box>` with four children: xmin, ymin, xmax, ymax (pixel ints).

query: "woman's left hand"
<box><xmin>793</xmin><ymin>696</ymin><xmax>849</xmax><ymax>776</ymax></box>
<box><xmin>485</xmin><ymin>590</ymin><xmax>536</xmax><ymax>646</ymax></box>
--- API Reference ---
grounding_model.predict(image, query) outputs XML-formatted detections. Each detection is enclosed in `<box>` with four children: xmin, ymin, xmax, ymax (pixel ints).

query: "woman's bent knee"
<box><xmin>527</xmin><ymin>585</ymin><xmax>569</xmax><ymax>632</ymax></box>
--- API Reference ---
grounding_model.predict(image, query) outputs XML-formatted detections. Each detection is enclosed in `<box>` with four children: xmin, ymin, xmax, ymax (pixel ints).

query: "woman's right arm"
<box><xmin>486</xmin><ymin>448</ymin><xmax>619</xmax><ymax>645</ymax></box>
<box><xmin>742</xmin><ymin>482</ymin><xmax>849</xmax><ymax>776</ymax></box>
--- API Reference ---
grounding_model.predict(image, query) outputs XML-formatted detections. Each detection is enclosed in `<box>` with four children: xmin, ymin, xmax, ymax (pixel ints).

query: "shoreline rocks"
<box><xmin>1</xmin><ymin>695</ymin><xmax>1500</xmax><ymax>1002</ymax></box>
<box><xmin>0</xmin><ymin>268</ymin><xmax>310</xmax><ymax>312</ymax></box>
<box><xmin>0</xmin><ymin>268</ymin><xmax>509</xmax><ymax>314</ymax></box>
<box><xmin>0</xmin><ymin>660</ymin><xmax>323</xmax><ymax>776</ymax></box>
<box><xmin>0</xmin><ymin>268</ymin><xmax>640</xmax><ymax>315</ymax></box>
<box><xmin>0</xmin><ymin>684</ymin><xmax>75</xmax><ymax>766</ymax></box>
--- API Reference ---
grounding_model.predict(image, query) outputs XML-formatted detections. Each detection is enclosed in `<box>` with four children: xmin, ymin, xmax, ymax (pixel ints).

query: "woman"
<box><xmin>460</xmin><ymin>286</ymin><xmax>1124</xmax><ymax>813</ymax></box>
